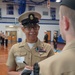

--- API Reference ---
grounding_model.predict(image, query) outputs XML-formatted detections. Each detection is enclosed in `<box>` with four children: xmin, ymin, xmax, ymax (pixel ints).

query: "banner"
<box><xmin>50</xmin><ymin>7</ymin><xmax>56</xmax><ymax>20</ymax></box>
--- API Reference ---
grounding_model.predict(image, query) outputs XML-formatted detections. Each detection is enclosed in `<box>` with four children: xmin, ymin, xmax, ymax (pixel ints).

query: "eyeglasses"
<box><xmin>24</xmin><ymin>25</ymin><xmax>40</xmax><ymax>31</ymax></box>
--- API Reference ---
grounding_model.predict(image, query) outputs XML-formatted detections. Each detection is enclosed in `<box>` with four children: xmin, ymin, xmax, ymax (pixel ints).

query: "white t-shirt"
<box><xmin>27</xmin><ymin>43</ymin><xmax>35</xmax><ymax>49</ymax></box>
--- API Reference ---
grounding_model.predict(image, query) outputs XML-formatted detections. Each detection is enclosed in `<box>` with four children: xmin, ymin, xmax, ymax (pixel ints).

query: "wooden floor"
<box><xmin>0</xmin><ymin>42</ymin><xmax>16</xmax><ymax>75</ymax></box>
<box><xmin>0</xmin><ymin>42</ymin><xmax>65</xmax><ymax>75</ymax></box>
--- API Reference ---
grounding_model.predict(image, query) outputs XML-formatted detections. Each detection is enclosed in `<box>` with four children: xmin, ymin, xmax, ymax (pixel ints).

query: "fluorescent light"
<box><xmin>56</xmin><ymin>0</ymin><xmax>61</xmax><ymax>2</ymax></box>
<box><xmin>9</xmin><ymin>26</ymin><xmax>14</xmax><ymax>27</ymax></box>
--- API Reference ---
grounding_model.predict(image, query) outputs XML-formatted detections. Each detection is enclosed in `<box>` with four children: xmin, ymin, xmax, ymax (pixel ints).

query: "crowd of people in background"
<box><xmin>0</xmin><ymin>31</ymin><xmax>8</xmax><ymax>48</ymax></box>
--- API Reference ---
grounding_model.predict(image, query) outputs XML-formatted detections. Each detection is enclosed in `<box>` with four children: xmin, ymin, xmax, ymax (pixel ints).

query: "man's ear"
<box><xmin>38</xmin><ymin>26</ymin><xmax>40</xmax><ymax>30</ymax></box>
<box><xmin>20</xmin><ymin>25</ymin><xmax>25</xmax><ymax>32</ymax></box>
<box><xmin>63</xmin><ymin>16</ymin><xmax>69</xmax><ymax>30</ymax></box>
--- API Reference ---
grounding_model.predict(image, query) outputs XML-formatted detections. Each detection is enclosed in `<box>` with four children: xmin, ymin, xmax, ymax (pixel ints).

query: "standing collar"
<box><xmin>18</xmin><ymin>39</ymin><xmax>41</xmax><ymax>47</ymax></box>
<box><xmin>63</xmin><ymin>39</ymin><xmax>75</xmax><ymax>51</ymax></box>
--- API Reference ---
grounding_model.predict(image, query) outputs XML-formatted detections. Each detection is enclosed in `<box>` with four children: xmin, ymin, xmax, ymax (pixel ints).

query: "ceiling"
<box><xmin>2</xmin><ymin>0</ymin><xmax>57</xmax><ymax>5</ymax></box>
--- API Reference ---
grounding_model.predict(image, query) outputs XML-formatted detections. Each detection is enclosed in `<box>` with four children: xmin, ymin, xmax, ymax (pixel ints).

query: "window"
<box><xmin>28</xmin><ymin>6</ymin><xmax>35</xmax><ymax>11</ymax></box>
<box><xmin>43</xmin><ymin>11</ymin><xmax>48</xmax><ymax>16</ymax></box>
<box><xmin>7</xmin><ymin>4</ymin><xmax>14</xmax><ymax>15</ymax></box>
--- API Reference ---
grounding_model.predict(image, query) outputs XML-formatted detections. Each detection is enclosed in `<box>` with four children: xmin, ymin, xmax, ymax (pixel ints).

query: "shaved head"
<box><xmin>60</xmin><ymin>6</ymin><xmax>75</xmax><ymax>30</ymax></box>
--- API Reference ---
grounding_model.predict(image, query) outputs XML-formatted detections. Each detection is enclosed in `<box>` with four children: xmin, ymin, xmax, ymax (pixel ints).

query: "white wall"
<box><xmin>0</xmin><ymin>1</ymin><xmax>60</xmax><ymax>42</ymax></box>
<box><xmin>17</xmin><ymin>27</ymin><xmax>26</xmax><ymax>41</ymax></box>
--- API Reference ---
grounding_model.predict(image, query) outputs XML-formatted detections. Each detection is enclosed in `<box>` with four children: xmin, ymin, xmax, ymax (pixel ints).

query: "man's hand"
<box><xmin>25</xmin><ymin>66</ymin><xmax>33</xmax><ymax>70</ymax></box>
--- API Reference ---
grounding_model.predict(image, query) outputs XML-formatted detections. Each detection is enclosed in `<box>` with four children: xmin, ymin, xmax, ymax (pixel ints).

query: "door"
<box><xmin>6</xmin><ymin>31</ymin><xmax>17</xmax><ymax>42</ymax></box>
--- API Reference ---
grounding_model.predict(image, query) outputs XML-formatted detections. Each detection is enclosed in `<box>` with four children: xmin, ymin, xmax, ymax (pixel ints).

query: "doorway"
<box><xmin>6</xmin><ymin>31</ymin><xmax>17</xmax><ymax>42</ymax></box>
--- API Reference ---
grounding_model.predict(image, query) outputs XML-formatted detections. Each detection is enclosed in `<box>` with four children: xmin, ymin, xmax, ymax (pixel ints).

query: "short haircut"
<box><xmin>60</xmin><ymin>6</ymin><xmax>75</xmax><ymax>30</ymax></box>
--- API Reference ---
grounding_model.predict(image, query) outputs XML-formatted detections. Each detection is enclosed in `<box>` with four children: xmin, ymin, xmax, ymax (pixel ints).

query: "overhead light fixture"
<box><xmin>9</xmin><ymin>26</ymin><xmax>14</xmax><ymax>27</ymax></box>
<box><xmin>56</xmin><ymin>0</ymin><xmax>61</xmax><ymax>2</ymax></box>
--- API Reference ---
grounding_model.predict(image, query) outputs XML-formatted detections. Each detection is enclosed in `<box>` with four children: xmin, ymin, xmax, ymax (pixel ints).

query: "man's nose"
<box><xmin>30</xmin><ymin>27</ymin><xmax>35</xmax><ymax>31</ymax></box>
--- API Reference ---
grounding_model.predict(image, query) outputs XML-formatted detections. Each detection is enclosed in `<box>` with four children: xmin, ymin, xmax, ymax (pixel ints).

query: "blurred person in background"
<box><xmin>44</xmin><ymin>31</ymin><xmax>48</xmax><ymax>43</ymax></box>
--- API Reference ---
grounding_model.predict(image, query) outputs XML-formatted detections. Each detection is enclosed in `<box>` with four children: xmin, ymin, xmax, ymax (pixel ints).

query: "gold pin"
<box><xmin>30</xmin><ymin>15</ymin><xmax>33</xmax><ymax>20</ymax></box>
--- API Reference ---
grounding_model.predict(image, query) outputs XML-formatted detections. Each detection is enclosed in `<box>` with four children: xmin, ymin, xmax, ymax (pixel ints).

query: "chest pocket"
<box><xmin>14</xmin><ymin>51</ymin><xmax>27</xmax><ymax>57</ymax></box>
<box><xmin>20</xmin><ymin>52</ymin><xmax>27</xmax><ymax>56</ymax></box>
<box><xmin>14</xmin><ymin>52</ymin><xmax>27</xmax><ymax>66</ymax></box>
<box><xmin>34</xmin><ymin>52</ymin><xmax>48</xmax><ymax>62</ymax></box>
<box><xmin>14</xmin><ymin>52</ymin><xmax>27</xmax><ymax>71</ymax></box>
<box><xmin>14</xmin><ymin>52</ymin><xmax>27</xmax><ymax>62</ymax></box>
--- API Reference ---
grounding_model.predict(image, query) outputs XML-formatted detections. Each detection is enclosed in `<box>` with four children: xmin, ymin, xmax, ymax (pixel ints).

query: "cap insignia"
<box><xmin>30</xmin><ymin>14</ymin><xmax>34</xmax><ymax>20</ymax></box>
